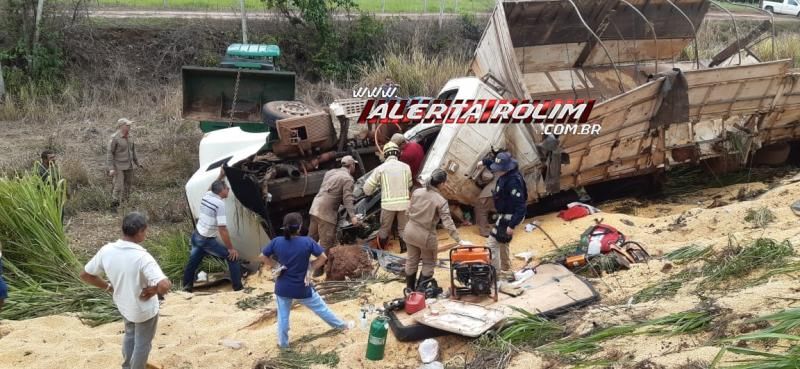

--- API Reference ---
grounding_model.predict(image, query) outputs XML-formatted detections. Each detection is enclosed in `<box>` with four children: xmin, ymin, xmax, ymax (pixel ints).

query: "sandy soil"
<box><xmin>2</xmin><ymin>174</ymin><xmax>800</xmax><ymax>369</ymax></box>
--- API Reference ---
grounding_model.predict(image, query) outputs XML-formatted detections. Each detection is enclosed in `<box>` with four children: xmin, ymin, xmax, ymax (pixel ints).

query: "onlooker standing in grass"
<box><xmin>107</xmin><ymin>118</ymin><xmax>142</xmax><ymax>207</ymax></box>
<box><xmin>260</xmin><ymin>212</ymin><xmax>353</xmax><ymax>349</ymax></box>
<box><xmin>80</xmin><ymin>212</ymin><xmax>171</xmax><ymax>369</ymax></box>
<box><xmin>37</xmin><ymin>149</ymin><xmax>58</xmax><ymax>183</ymax></box>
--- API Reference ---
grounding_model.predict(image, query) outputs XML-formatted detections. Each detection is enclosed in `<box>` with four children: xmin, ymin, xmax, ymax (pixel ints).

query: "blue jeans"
<box><xmin>181</xmin><ymin>231</ymin><xmax>243</xmax><ymax>291</ymax></box>
<box><xmin>0</xmin><ymin>258</ymin><xmax>7</xmax><ymax>300</ymax></box>
<box><xmin>276</xmin><ymin>290</ymin><xmax>346</xmax><ymax>348</ymax></box>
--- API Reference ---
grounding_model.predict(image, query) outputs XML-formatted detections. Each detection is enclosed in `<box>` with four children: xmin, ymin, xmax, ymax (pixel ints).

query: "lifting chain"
<box><xmin>229</xmin><ymin>69</ymin><xmax>242</xmax><ymax>126</ymax></box>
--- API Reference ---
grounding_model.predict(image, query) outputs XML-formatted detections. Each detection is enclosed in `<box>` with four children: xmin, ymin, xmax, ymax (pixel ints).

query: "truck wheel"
<box><xmin>262</xmin><ymin>101</ymin><xmax>322</xmax><ymax>129</ymax></box>
<box><xmin>765</xmin><ymin>6</ymin><xmax>773</xmax><ymax>13</ymax></box>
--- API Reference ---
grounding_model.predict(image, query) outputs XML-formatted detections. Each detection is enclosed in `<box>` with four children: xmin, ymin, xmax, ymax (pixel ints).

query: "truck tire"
<box><xmin>262</xmin><ymin>101</ymin><xmax>322</xmax><ymax>129</ymax></box>
<box><xmin>765</xmin><ymin>6</ymin><xmax>773</xmax><ymax>13</ymax></box>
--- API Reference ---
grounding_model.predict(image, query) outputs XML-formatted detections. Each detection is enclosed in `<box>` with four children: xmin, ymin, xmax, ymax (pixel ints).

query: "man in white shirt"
<box><xmin>80</xmin><ymin>212</ymin><xmax>171</xmax><ymax>369</ymax></box>
<box><xmin>181</xmin><ymin>168</ymin><xmax>242</xmax><ymax>292</ymax></box>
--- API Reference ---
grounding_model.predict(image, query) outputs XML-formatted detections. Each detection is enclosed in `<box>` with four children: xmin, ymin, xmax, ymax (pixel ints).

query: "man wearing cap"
<box><xmin>308</xmin><ymin>156</ymin><xmax>361</xmax><ymax>276</ymax></box>
<box><xmin>363</xmin><ymin>142</ymin><xmax>412</xmax><ymax>252</ymax></box>
<box><xmin>107</xmin><ymin>118</ymin><xmax>141</xmax><ymax>206</ymax></box>
<box><xmin>390</xmin><ymin>133</ymin><xmax>425</xmax><ymax>187</ymax></box>
<box><xmin>486</xmin><ymin>152</ymin><xmax>528</xmax><ymax>277</ymax></box>
<box><xmin>403</xmin><ymin>169</ymin><xmax>470</xmax><ymax>291</ymax></box>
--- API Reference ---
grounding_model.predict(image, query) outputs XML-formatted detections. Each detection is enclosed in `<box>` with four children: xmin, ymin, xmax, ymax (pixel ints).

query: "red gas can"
<box><xmin>404</xmin><ymin>288</ymin><xmax>426</xmax><ymax>315</ymax></box>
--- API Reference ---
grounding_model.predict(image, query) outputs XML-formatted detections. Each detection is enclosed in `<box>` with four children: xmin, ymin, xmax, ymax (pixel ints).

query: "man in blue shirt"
<box><xmin>260</xmin><ymin>212</ymin><xmax>352</xmax><ymax>349</ymax></box>
<box><xmin>486</xmin><ymin>152</ymin><xmax>528</xmax><ymax>277</ymax></box>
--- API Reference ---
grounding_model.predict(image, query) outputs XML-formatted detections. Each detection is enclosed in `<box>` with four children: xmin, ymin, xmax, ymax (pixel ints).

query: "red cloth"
<box><xmin>558</xmin><ymin>206</ymin><xmax>591</xmax><ymax>221</ymax></box>
<box><xmin>400</xmin><ymin>141</ymin><xmax>425</xmax><ymax>184</ymax></box>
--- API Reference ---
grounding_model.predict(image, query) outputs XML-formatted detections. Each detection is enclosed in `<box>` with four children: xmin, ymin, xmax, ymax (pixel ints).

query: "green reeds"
<box><xmin>0</xmin><ymin>169</ymin><xmax>118</xmax><ymax>325</ymax></box>
<box><xmin>700</xmin><ymin>237</ymin><xmax>794</xmax><ymax>288</ymax></box>
<box><xmin>664</xmin><ymin>245</ymin><xmax>713</xmax><ymax>264</ymax></box>
<box><xmin>498</xmin><ymin>306</ymin><xmax>564</xmax><ymax>347</ymax></box>
<box><xmin>643</xmin><ymin>310</ymin><xmax>714</xmax><ymax>335</ymax></box>
<box><xmin>145</xmin><ymin>230</ymin><xmax>227</xmax><ymax>284</ymax></box>
<box><xmin>539</xmin><ymin>324</ymin><xmax>640</xmax><ymax>359</ymax></box>
<box><xmin>631</xmin><ymin>271</ymin><xmax>699</xmax><ymax>304</ymax></box>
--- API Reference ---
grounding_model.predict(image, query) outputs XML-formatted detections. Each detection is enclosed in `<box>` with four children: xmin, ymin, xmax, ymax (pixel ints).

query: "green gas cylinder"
<box><xmin>365</xmin><ymin>314</ymin><xmax>389</xmax><ymax>361</ymax></box>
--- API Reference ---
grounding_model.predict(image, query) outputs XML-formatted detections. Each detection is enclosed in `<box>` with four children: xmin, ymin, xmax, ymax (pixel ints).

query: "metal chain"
<box><xmin>229</xmin><ymin>70</ymin><xmax>242</xmax><ymax>125</ymax></box>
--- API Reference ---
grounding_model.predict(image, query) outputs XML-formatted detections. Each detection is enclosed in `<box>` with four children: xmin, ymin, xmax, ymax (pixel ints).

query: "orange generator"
<box><xmin>449</xmin><ymin>246</ymin><xmax>498</xmax><ymax>301</ymax></box>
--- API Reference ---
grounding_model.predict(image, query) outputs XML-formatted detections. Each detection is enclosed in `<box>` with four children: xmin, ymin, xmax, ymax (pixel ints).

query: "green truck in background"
<box><xmin>181</xmin><ymin>43</ymin><xmax>300</xmax><ymax>134</ymax></box>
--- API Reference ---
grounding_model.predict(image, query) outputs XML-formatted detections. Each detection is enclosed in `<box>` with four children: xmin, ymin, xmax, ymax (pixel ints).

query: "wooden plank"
<box><xmin>584</xmin><ymin>38</ymin><xmax>693</xmax><ymax>66</ymax></box>
<box><xmin>709</xmin><ymin>20</ymin><xmax>771</xmax><ymax>68</ymax></box>
<box><xmin>515</xmin><ymin>43</ymin><xmax>585</xmax><ymax>72</ymax></box>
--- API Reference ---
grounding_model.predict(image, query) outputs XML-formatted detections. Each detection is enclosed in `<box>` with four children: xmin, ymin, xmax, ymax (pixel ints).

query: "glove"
<box><xmin>458</xmin><ymin>240</ymin><xmax>474</xmax><ymax>246</ymax></box>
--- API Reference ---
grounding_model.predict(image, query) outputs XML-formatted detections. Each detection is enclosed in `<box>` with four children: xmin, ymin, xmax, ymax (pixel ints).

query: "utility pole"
<box><xmin>239</xmin><ymin>0</ymin><xmax>248</xmax><ymax>43</ymax></box>
<box><xmin>32</xmin><ymin>0</ymin><xmax>46</xmax><ymax>72</ymax></box>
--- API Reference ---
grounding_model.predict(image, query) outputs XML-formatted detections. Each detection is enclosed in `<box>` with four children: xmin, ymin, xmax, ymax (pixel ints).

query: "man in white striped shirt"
<box><xmin>181</xmin><ymin>168</ymin><xmax>243</xmax><ymax>292</ymax></box>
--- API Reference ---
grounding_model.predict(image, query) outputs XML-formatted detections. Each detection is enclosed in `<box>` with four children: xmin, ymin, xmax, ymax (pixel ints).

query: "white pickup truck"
<box><xmin>763</xmin><ymin>0</ymin><xmax>800</xmax><ymax>16</ymax></box>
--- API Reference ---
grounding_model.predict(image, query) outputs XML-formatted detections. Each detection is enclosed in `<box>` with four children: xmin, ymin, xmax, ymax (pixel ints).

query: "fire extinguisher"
<box><xmin>365</xmin><ymin>309</ymin><xmax>389</xmax><ymax>361</ymax></box>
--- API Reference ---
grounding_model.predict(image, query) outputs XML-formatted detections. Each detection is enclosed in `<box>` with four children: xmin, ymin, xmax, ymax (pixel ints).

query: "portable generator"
<box><xmin>449</xmin><ymin>246</ymin><xmax>498</xmax><ymax>301</ymax></box>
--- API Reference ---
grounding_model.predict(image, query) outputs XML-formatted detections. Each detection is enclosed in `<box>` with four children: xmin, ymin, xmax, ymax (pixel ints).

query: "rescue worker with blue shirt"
<box><xmin>485</xmin><ymin>152</ymin><xmax>528</xmax><ymax>277</ymax></box>
<box><xmin>260</xmin><ymin>212</ymin><xmax>353</xmax><ymax>349</ymax></box>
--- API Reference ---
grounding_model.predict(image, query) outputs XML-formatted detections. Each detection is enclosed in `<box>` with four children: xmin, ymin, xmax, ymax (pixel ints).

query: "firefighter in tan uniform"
<box><xmin>363</xmin><ymin>142</ymin><xmax>412</xmax><ymax>252</ymax></box>
<box><xmin>107</xmin><ymin>118</ymin><xmax>141</xmax><ymax>206</ymax></box>
<box><xmin>308</xmin><ymin>156</ymin><xmax>361</xmax><ymax>277</ymax></box>
<box><xmin>402</xmin><ymin>169</ymin><xmax>471</xmax><ymax>291</ymax></box>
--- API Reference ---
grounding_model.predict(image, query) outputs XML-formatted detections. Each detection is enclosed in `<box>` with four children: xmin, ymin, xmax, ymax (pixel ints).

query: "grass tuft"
<box><xmin>631</xmin><ymin>271</ymin><xmax>700</xmax><ymax>304</ymax></box>
<box><xmin>664</xmin><ymin>245</ymin><xmax>713</xmax><ymax>264</ymax></box>
<box><xmin>253</xmin><ymin>349</ymin><xmax>340</xmax><ymax>369</ymax></box>
<box><xmin>744</xmin><ymin>207</ymin><xmax>776</xmax><ymax>228</ymax></box>
<box><xmin>145</xmin><ymin>230</ymin><xmax>227</xmax><ymax>286</ymax></box>
<box><xmin>236</xmin><ymin>292</ymin><xmax>274</xmax><ymax>311</ymax></box>
<box><xmin>497</xmin><ymin>306</ymin><xmax>564</xmax><ymax>347</ymax></box>
<box><xmin>643</xmin><ymin>309</ymin><xmax>715</xmax><ymax>335</ymax></box>
<box><xmin>700</xmin><ymin>237</ymin><xmax>794</xmax><ymax>289</ymax></box>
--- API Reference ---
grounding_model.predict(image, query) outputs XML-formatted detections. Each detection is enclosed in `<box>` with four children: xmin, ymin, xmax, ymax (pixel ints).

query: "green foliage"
<box><xmin>264</xmin><ymin>0</ymin><xmax>362</xmax><ymax>80</ymax></box>
<box><xmin>643</xmin><ymin>310</ymin><xmax>714</xmax><ymax>335</ymax></box>
<box><xmin>357</xmin><ymin>40</ymin><xmax>468</xmax><ymax>96</ymax></box>
<box><xmin>145</xmin><ymin>230</ymin><xmax>227</xmax><ymax>286</ymax></box>
<box><xmin>631</xmin><ymin>271</ymin><xmax>700</xmax><ymax>304</ymax></box>
<box><xmin>664</xmin><ymin>245</ymin><xmax>713</xmax><ymax>264</ymax></box>
<box><xmin>700</xmin><ymin>237</ymin><xmax>794</xmax><ymax>288</ymax></box>
<box><xmin>0</xmin><ymin>40</ymin><xmax>66</xmax><ymax>96</ymax></box>
<box><xmin>498</xmin><ymin>306</ymin><xmax>564</xmax><ymax>347</ymax></box>
<box><xmin>0</xmin><ymin>169</ymin><xmax>118</xmax><ymax>325</ymax></box>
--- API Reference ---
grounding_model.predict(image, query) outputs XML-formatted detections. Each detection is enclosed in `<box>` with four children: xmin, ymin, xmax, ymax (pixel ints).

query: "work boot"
<box><xmin>405</xmin><ymin>274</ymin><xmax>417</xmax><ymax>291</ymax></box>
<box><xmin>399</xmin><ymin>239</ymin><xmax>407</xmax><ymax>253</ymax></box>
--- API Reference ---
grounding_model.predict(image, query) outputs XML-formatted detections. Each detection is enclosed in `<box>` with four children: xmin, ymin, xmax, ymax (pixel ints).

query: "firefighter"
<box><xmin>486</xmin><ymin>152</ymin><xmax>527</xmax><ymax>277</ymax></box>
<box><xmin>403</xmin><ymin>169</ymin><xmax>470</xmax><ymax>290</ymax></box>
<box><xmin>308</xmin><ymin>156</ymin><xmax>361</xmax><ymax>277</ymax></box>
<box><xmin>363</xmin><ymin>142</ymin><xmax>412</xmax><ymax>252</ymax></box>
